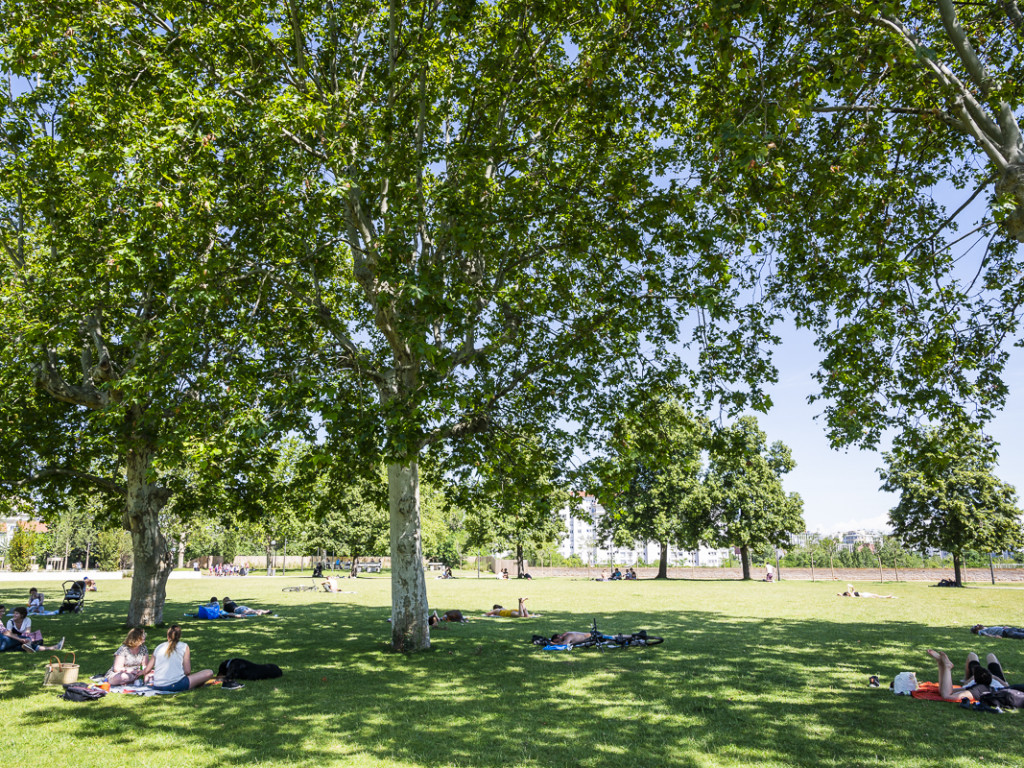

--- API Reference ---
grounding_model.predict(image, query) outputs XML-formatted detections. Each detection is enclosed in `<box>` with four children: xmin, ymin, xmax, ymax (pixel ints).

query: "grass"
<box><xmin>2</xmin><ymin>574</ymin><xmax>1023</xmax><ymax>768</ymax></box>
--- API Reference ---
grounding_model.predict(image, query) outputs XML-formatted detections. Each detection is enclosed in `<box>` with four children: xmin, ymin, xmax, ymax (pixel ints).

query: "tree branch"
<box><xmin>18</xmin><ymin>467</ymin><xmax>127</xmax><ymax>496</ymax></box>
<box><xmin>937</xmin><ymin>0</ymin><xmax>994</xmax><ymax>95</ymax></box>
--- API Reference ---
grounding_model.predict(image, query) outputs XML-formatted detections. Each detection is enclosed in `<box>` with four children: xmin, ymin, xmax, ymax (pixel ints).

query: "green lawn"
<box><xmin>2</xmin><ymin>575</ymin><xmax>1023</xmax><ymax>768</ymax></box>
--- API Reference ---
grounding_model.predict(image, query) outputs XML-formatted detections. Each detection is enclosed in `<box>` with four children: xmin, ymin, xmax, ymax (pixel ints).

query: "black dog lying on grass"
<box><xmin>217</xmin><ymin>658</ymin><xmax>283</xmax><ymax>681</ymax></box>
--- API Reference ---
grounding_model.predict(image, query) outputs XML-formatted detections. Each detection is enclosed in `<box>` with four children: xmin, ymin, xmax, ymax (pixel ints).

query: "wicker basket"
<box><xmin>43</xmin><ymin>653</ymin><xmax>79</xmax><ymax>686</ymax></box>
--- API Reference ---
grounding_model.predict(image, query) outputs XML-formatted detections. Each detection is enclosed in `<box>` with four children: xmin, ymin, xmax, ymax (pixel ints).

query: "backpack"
<box><xmin>61</xmin><ymin>683</ymin><xmax>107</xmax><ymax>702</ymax></box>
<box><xmin>197</xmin><ymin>605</ymin><xmax>221</xmax><ymax>620</ymax></box>
<box><xmin>980</xmin><ymin>688</ymin><xmax>1024</xmax><ymax>710</ymax></box>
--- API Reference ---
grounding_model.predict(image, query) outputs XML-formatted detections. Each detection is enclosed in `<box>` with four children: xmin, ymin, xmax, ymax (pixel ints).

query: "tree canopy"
<box><xmin>588</xmin><ymin>400</ymin><xmax>710</xmax><ymax>578</ymax></box>
<box><xmin>680</xmin><ymin>1</ymin><xmax>1024</xmax><ymax>446</ymax></box>
<box><xmin>701</xmin><ymin>416</ymin><xmax>805</xmax><ymax>581</ymax></box>
<box><xmin>879</xmin><ymin>425</ymin><xmax>1024</xmax><ymax>586</ymax></box>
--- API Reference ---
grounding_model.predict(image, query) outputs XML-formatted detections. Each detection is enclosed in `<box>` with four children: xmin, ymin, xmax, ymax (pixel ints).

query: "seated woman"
<box><xmin>106</xmin><ymin>628</ymin><xmax>148</xmax><ymax>686</ymax></box>
<box><xmin>27</xmin><ymin>588</ymin><xmax>44</xmax><ymax>615</ymax></box>
<box><xmin>484</xmin><ymin>597</ymin><xmax>533</xmax><ymax>618</ymax></box>
<box><xmin>1</xmin><ymin>606</ymin><xmax>64</xmax><ymax>652</ymax></box>
<box><xmin>321</xmin><ymin>576</ymin><xmax>341</xmax><ymax>593</ymax></box>
<box><xmin>222</xmin><ymin>597</ymin><xmax>272</xmax><ymax>616</ymax></box>
<box><xmin>83</xmin><ymin>577</ymin><xmax>97</xmax><ymax>592</ymax></box>
<box><xmin>926</xmin><ymin>648</ymin><xmax>1008</xmax><ymax>701</ymax></box>
<box><xmin>140</xmin><ymin>625</ymin><xmax>214</xmax><ymax>692</ymax></box>
<box><xmin>837</xmin><ymin>584</ymin><xmax>896</xmax><ymax>598</ymax></box>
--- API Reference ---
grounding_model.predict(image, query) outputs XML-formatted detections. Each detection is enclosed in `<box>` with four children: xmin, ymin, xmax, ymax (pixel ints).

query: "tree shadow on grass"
<box><xmin>6</xmin><ymin>599</ymin><xmax>1024</xmax><ymax>768</ymax></box>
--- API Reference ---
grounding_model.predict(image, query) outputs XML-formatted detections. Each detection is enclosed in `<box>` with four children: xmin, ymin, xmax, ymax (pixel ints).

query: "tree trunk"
<box><xmin>740</xmin><ymin>545</ymin><xmax>752</xmax><ymax>580</ymax></box>
<box><xmin>388</xmin><ymin>461</ymin><xmax>429</xmax><ymax>652</ymax></box>
<box><xmin>829</xmin><ymin>552</ymin><xmax>835</xmax><ymax>580</ymax></box>
<box><xmin>656</xmin><ymin>540</ymin><xmax>668</xmax><ymax>579</ymax></box>
<box><xmin>350</xmin><ymin>549</ymin><xmax>360</xmax><ymax>579</ymax></box>
<box><xmin>516</xmin><ymin>542</ymin><xmax>525</xmax><ymax>578</ymax></box>
<box><xmin>124</xmin><ymin>443</ymin><xmax>173</xmax><ymax>627</ymax></box>
<box><xmin>85</xmin><ymin>540</ymin><xmax>92</xmax><ymax>571</ymax></box>
<box><xmin>63</xmin><ymin>540</ymin><xmax>70</xmax><ymax>571</ymax></box>
<box><xmin>177</xmin><ymin>531</ymin><xmax>186</xmax><ymax>570</ymax></box>
<box><xmin>953</xmin><ymin>554</ymin><xmax>964</xmax><ymax>587</ymax></box>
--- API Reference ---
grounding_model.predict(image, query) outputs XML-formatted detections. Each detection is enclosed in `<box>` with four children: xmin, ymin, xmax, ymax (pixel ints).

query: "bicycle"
<box><xmin>281</xmin><ymin>585</ymin><xmax>318</xmax><ymax>593</ymax></box>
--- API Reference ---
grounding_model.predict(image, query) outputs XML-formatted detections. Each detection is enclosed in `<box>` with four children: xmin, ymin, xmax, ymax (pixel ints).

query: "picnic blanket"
<box><xmin>108</xmin><ymin>684</ymin><xmax>179</xmax><ymax>697</ymax></box>
<box><xmin>107</xmin><ymin>679</ymin><xmax>228</xmax><ymax>697</ymax></box>
<box><xmin>911</xmin><ymin>682</ymin><xmax>965</xmax><ymax>703</ymax></box>
<box><xmin>29</xmin><ymin>610</ymin><xmax>60</xmax><ymax>616</ymax></box>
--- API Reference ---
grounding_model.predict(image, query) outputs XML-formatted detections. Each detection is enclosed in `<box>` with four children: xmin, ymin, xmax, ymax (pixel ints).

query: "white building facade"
<box><xmin>557</xmin><ymin>495</ymin><xmax>733</xmax><ymax>567</ymax></box>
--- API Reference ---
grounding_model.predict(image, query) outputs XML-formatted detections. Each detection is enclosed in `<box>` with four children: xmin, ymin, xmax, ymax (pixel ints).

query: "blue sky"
<box><xmin>756</xmin><ymin>322</ymin><xmax>1024</xmax><ymax>535</ymax></box>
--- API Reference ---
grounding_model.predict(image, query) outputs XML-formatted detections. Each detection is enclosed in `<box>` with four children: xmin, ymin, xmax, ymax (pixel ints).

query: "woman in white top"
<box><xmin>141</xmin><ymin>625</ymin><xmax>214</xmax><ymax>692</ymax></box>
<box><xmin>1</xmin><ymin>606</ymin><xmax>64</xmax><ymax>652</ymax></box>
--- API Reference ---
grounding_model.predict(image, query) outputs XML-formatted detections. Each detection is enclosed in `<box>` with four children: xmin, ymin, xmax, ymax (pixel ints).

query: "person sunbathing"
<box><xmin>484</xmin><ymin>597</ymin><xmax>533</xmax><ymax>618</ymax></box>
<box><xmin>549</xmin><ymin>630</ymin><xmax>592</xmax><ymax>645</ymax></box>
<box><xmin>926</xmin><ymin>649</ymin><xmax>1008</xmax><ymax>701</ymax></box>
<box><xmin>322</xmin><ymin>576</ymin><xmax>341</xmax><ymax>592</ymax></box>
<box><xmin>222</xmin><ymin>597</ymin><xmax>273</xmax><ymax>616</ymax></box>
<box><xmin>838</xmin><ymin>584</ymin><xmax>896</xmax><ymax>598</ymax></box>
<box><xmin>429</xmin><ymin>609</ymin><xmax>467</xmax><ymax>626</ymax></box>
<box><xmin>972</xmin><ymin>624</ymin><xmax>1024</xmax><ymax>639</ymax></box>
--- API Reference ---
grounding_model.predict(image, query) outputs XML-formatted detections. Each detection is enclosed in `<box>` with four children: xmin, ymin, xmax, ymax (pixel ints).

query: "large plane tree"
<box><xmin>4</xmin><ymin>2</ymin><xmax>781</xmax><ymax>650</ymax></box>
<box><xmin>0</xmin><ymin>8</ymin><xmax>286</xmax><ymax>624</ymax></box>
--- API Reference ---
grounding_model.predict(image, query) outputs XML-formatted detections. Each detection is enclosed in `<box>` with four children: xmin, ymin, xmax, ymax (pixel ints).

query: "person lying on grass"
<box><xmin>106</xmin><ymin>628</ymin><xmax>149</xmax><ymax>686</ymax></box>
<box><xmin>140</xmin><ymin>624</ymin><xmax>214</xmax><ymax>692</ymax></box>
<box><xmin>838</xmin><ymin>584</ymin><xmax>896</xmax><ymax>598</ymax></box>
<box><xmin>548</xmin><ymin>630</ymin><xmax>592</xmax><ymax>645</ymax></box>
<box><xmin>429</xmin><ymin>610</ymin><xmax>467</xmax><ymax>626</ymax></box>
<box><xmin>484</xmin><ymin>598</ymin><xmax>534</xmax><ymax>618</ymax></box>
<box><xmin>221</xmin><ymin>597</ymin><xmax>273</xmax><ymax>616</ymax></box>
<box><xmin>322</xmin><ymin>576</ymin><xmax>341</xmax><ymax>592</ymax></box>
<box><xmin>0</xmin><ymin>606</ymin><xmax>65</xmax><ymax>652</ymax></box>
<box><xmin>926</xmin><ymin>649</ymin><xmax>1009</xmax><ymax>702</ymax></box>
<box><xmin>972</xmin><ymin>625</ymin><xmax>1024</xmax><ymax>639</ymax></box>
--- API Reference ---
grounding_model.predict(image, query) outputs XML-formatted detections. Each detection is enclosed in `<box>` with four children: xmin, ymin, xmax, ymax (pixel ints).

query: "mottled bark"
<box><xmin>656</xmin><ymin>540</ymin><xmax>668</xmax><ymax>579</ymax></box>
<box><xmin>124</xmin><ymin>443</ymin><xmax>172</xmax><ymax>626</ymax></box>
<box><xmin>516</xmin><ymin>542</ymin><xmax>525</xmax><ymax>578</ymax></box>
<box><xmin>389</xmin><ymin>461</ymin><xmax>429</xmax><ymax>651</ymax></box>
<box><xmin>996</xmin><ymin>163</ymin><xmax>1024</xmax><ymax>243</ymax></box>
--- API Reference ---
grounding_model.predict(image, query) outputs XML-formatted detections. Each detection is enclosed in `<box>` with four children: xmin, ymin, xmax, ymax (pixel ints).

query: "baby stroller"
<box><xmin>59</xmin><ymin>580</ymin><xmax>86</xmax><ymax>614</ymax></box>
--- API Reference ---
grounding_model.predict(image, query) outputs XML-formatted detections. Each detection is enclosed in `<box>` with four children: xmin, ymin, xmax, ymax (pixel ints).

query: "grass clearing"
<box><xmin>2</xmin><ymin>575</ymin><xmax>1023</xmax><ymax>767</ymax></box>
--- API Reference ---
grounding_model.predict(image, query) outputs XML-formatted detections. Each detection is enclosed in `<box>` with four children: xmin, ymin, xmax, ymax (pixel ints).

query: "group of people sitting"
<box><xmin>596</xmin><ymin>568</ymin><xmax>637</xmax><ymax>581</ymax></box>
<box><xmin>104</xmin><ymin>625</ymin><xmax>215</xmax><ymax>692</ymax></box>
<box><xmin>0</xmin><ymin>604</ymin><xmax>65</xmax><ymax>653</ymax></box>
<box><xmin>207</xmin><ymin>563</ymin><xmax>247</xmax><ymax>577</ymax></box>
